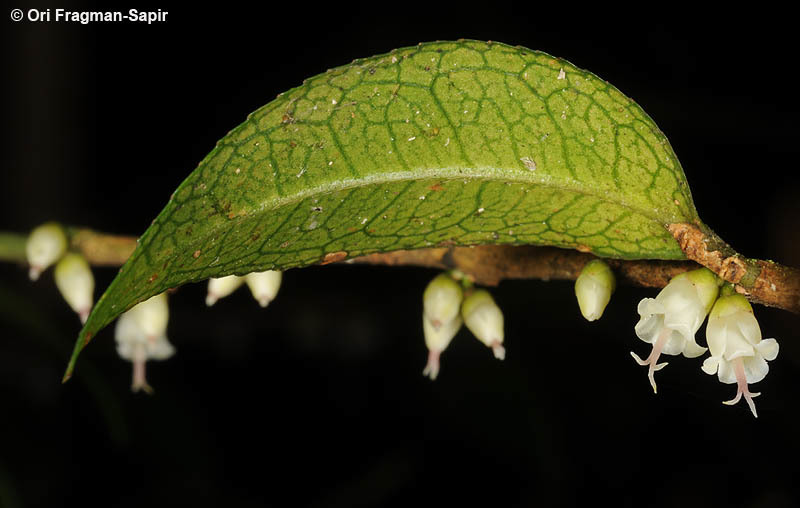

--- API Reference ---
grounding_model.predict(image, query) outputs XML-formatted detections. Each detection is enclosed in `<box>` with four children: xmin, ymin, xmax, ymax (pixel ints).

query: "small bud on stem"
<box><xmin>54</xmin><ymin>253</ymin><xmax>95</xmax><ymax>324</ymax></box>
<box><xmin>574</xmin><ymin>259</ymin><xmax>615</xmax><ymax>321</ymax></box>
<box><xmin>26</xmin><ymin>222</ymin><xmax>67</xmax><ymax>281</ymax></box>
<box><xmin>461</xmin><ymin>289</ymin><xmax>505</xmax><ymax>360</ymax></box>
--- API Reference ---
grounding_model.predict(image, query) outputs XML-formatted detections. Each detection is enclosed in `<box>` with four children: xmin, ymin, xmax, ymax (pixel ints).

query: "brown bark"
<box><xmin>348</xmin><ymin>245</ymin><xmax>696</xmax><ymax>289</ymax></box>
<box><xmin>669</xmin><ymin>223</ymin><xmax>800</xmax><ymax>314</ymax></box>
<box><xmin>4</xmin><ymin>225</ymin><xmax>799</xmax><ymax>313</ymax></box>
<box><xmin>69</xmin><ymin>228</ymin><xmax>136</xmax><ymax>266</ymax></box>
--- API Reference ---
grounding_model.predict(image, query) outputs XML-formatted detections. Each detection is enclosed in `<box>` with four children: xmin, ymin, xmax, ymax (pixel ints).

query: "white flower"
<box><xmin>422</xmin><ymin>314</ymin><xmax>462</xmax><ymax>381</ymax></box>
<box><xmin>574</xmin><ymin>259</ymin><xmax>615</xmax><ymax>321</ymax></box>
<box><xmin>245</xmin><ymin>270</ymin><xmax>282</xmax><ymax>307</ymax></box>
<box><xmin>462</xmin><ymin>289</ymin><xmax>505</xmax><ymax>360</ymax></box>
<box><xmin>205</xmin><ymin>275</ymin><xmax>245</xmax><ymax>306</ymax></box>
<box><xmin>631</xmin><ymin>267</ymin><xmax>718</xmax><ymax>393</ymax></box>
<box><xmin>421</xmin><ymin>273</ymin><xmax>463</xmax><ymax>379</ymax></box>
<box><xmin>701</xmin><ymin>294</ymin><xmax>779</xmax><ymax>418</ymax></box>
<box><xmin>26</xmin><ymin>222</ymin><xmax>67</xmax><ymax>281</ymax></box>
<box><xmin>423</xmin><ymin>273</ymin><xmax>463</xmax><ymax>330</ymax></box>
<box><xmin>53</xmin><ymin>253</ymin><xmax>94</xmax><ymax>324</ymax></box>
<box><xmin>115</xmin><ymin>292</ymin><xmax>174</xmax><ymax>394</ymax></box>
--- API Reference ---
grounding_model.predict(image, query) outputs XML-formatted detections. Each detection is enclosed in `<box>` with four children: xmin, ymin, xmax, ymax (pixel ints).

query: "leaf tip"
<box><xmin>63</xmin><ymin>328</ymin><xmax>93</xmax><ymax>384</ymax></box>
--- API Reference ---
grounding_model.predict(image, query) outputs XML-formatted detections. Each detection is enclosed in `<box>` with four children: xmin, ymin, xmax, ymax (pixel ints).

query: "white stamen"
<box><xmin>631</xmin><ymin>327</ymin><xmax>671</xmax><ymax>393</ymax></box>
<box><xmin>422</xmin><ymin>349</ymin><xmax>441</xmax><ymax>380</ymax></box>
<box><xmin>723</xmin><ymin>357</ymin><xmax>761</xmax><ymax>418</ymax></box>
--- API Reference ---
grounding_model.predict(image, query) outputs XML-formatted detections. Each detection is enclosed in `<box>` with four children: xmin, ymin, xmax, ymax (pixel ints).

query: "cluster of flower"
<box><xmin>25</xmin><ymin>222</ymin><xmax>282</xmax><ymax>393</ymax></box>
<box><xmin>205</xmin><ymin>272</ymin><xmax>283</xmax><ymax>308</ymax></box>
<box><xmin>421</xmin><ymin>272</ymin><xmax>505</xmax><ymax>381</ymax></box>
<box><xmin>26</xmin><ymin>222</ymin><xmax>94</xmax><ymax>323</ymax></box>
<box><xmin>110</xmin><ymin>272</ymin><xmax>283</xmax><ymax>393</ymax></box>
<box><xmin>577</xmin><ymin>262</ymin><xmax>779</xmax><ymax>418</ymax></box>
<box><xmin>28</xmin><ymin>223</ymin><xmax>779</xmax><ymax>414</ymax></box>
<box><xmin>420</xmin><ymin>262</ymin><xmax>779</xmax><ymax>418</ymax></box>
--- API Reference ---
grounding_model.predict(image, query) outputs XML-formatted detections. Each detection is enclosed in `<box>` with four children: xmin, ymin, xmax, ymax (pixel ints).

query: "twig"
<box><xmin>2</xmin><ymin>226</ymin><xmax>798</xmax><ymax>313</ymax></box>
<box><xmin>668</xmin><ymin>223</ymin><xmax>800</xmax><ymax>314</ymax></box>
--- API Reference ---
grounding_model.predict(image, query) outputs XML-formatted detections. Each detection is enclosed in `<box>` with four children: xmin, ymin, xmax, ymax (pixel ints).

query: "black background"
<box><xmin>3</xmin><ymin>3</ymin><xmax>800</xmax><ymax>507</ymax></box>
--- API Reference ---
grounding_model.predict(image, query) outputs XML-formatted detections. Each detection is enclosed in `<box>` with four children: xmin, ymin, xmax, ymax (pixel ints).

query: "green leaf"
<box><xmin>65</xmin><ymin>40</ymin><xmax>698</xmax><ymax>379</ymax></box>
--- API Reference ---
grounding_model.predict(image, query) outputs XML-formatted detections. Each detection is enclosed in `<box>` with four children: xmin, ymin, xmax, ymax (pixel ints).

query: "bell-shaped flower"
<box><xmin>54</xmin><ymin>253</ymin><xmax>94</xmax><ymax>323</ymax></box>
<box><xmin>421</xmin><ymin>273</ymin><xmax>463</xmax><ymax>379</ymax></box>
<box><xmin>115</xmin><ymin>292</ymin><xmax>174</xmax><ymax>394</ymax></box>
<box><xmin>461</xmin><ymin>289</ymin><xmax>505</xmax><ymax>360</ymax></box>
<box><xmin>26</xmin><ymin>222</ymin><xmax>67</xmax><ymax>281</ymax></box>
<box><xmin>205</xmin><ymin>275</ymin><xmax>245</xmax><ymax>306</ymax></box>
<box><xmin>422</xmin><ymin>314</ymin><xmax>462</xmax><ymax>381</ymax></box>
<box><xmin>574</xmin><ymin>259</ymin><xmax>615</xmax><ymax>321</ymax></box>
<box><xmin>701</xmin><ymin>294</ymin><xmax>779</xmax><ymax>418</ymax></box>
<box><xmin>423</xmin><ymin>273</ymin><xmax>463</xmax><ymax>330</ymax></box>
<box><xmin>631</xmin><ymin>267</ymin><xmax>719</xmax><ymax>393</ymax></box>
<box><xmin>245</xmin><ymin>270</ymin><xmax>282</xmax><ymax>307</ymax></box>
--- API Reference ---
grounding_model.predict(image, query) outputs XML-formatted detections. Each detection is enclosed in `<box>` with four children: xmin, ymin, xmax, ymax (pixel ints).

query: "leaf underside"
<box><xmin>66</xmin><ymin>40</ymin><xmax>698</xmax><ymax>378</ymax></box>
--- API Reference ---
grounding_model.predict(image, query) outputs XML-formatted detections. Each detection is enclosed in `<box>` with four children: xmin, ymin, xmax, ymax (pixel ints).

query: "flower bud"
<box><xmin>423</xmin><ymin>273</ymin><xmax>463</xmax><ymax>330</ymax></box>
<box><xmin>26</xmin><ymin>222</ymin><xmax>67</xmax><ymax>281</ymax></box>
<box><xmin>631</xmin><ymin>267</ymin><xmax>719</xmax><ymax>393</ymax></box>
<box><xmin>461</xmin><ymin>289</ymin><xmax>505</xmax><ymax>360</ymax></box>
<box><xmin>245</xmin><ymin>270</ymin><xmax>282</xmax><ymax>307</ymax></box>
<box><xmin>422</xmin><ymin>314</ymin><xmax>462</xmax><ymax>381</ymax></box>
<box><xmin>701</xmin><ymin>294</ymin><xmax>779</xmax><ymax>418</ymax></box>
<box><xmin>115</xmin><ymin>292</ymin><xmax>174</xmax><ymax>394</ymax></box>
<box><xmin>53</xmin><ymin>253</ymin><xmax>94</xmax><ymax>324</ymax></box>
<box><xmin>574</xmin><ymin>259</ymin><xmax>615</xmax><ymax>321</ymax></box>
<box><xmin>206</xmin><ymin>275</ymin><xmax>245</xmax><ymax>306</ymax></box>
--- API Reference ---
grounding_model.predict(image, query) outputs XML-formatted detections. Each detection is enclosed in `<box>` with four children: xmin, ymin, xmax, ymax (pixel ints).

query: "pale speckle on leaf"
<box><xmin>520</xmin><ymin>157</ymin><xmax>537</xmax><ymax>171</ymax></box>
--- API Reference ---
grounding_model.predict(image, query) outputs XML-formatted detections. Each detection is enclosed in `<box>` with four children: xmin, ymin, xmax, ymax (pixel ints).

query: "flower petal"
<box><xmin>637</xmin><ymin>298</ymin><xmax>664</xmax><ymax>319</ymax></box>
<box><xmin>735</xmin><ymin>312</ymin><xmax>762</xmax><ymax>346</ymax></box>
<box><xmin>661</xmin><ymin>330</ymin><xmax>688</xmax><ymax>356</ymax></box>
<box><xmin>634</xmin><ymin>300</ymin><xmax>664</xmax><ymax>345</ymax></box>
<box><xmin>741</xmin><ymin>354</ymin><xmax>769</xmax><ymax>385</ymax></box>
<box><xmin>146</xmin><ymin>336</ymin><xmax>176</xmax><ymax>360</ymax></box>
<box><xmin>656</xmin><ymin>277</ymin><xmax>697</xmax><ymax>315</ymax></box>
<box><xmin>701</xmin><ymin>355</ymin><xmax>720</xmax><ymax>375</ymax></box>
<box><xmin>723</xmin><ymin>324</ymin><xmax>755</xmax><ymax>361</ymax></box>
<box><xmin>681</xmin><ymin>338</ymin><xmax>708</xmax><ymax>359</ymax></box>
<box><xmin>756</xmin><ymin>338</ymin><xmax>779</xmax><ymax>362</ymax></box>
<box><xmin>717</xmin><ymin>358</ymin><xmax>737</xmax><ymax>384</ymax></box>
<box><xmin>705</xmin><ymin>318</ymin><xmax>729</xmax><ymax>358</ymax></box>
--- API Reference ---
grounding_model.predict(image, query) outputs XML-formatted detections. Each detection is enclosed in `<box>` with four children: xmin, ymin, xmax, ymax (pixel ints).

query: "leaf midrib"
<box><xmin>235</xmin><ymin>166</ymin><xmax>680</xmax><ymax>227</ymax></box>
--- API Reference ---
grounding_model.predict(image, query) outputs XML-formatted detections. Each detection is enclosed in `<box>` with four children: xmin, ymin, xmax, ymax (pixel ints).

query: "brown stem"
<box><xmin>347</xmin><ymin>245</ymin><xmax>696</xmax><ymax>290</ymax></box>
<box><xmin>67</xmin><ymin>228</ymin><xmax>136</xmax><ymax>266</ymax></box>
<box><xmin>668</xmin><ymin>223</ymin><xmax>800</xmax><ymax>314</ymax></box>
<box><xmin>4</xmin><ymin>225</ymin><xmax>799</xmax><ymax>313</ymax></box>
